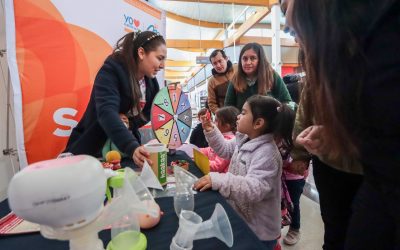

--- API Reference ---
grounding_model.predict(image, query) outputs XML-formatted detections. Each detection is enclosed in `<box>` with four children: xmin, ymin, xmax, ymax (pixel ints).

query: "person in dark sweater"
<box><xmin>189</xmin><ymin>107</ymin><xmax>209</xmax><ymax>148</ymax></box>
<box><xmin>64</xmin><ymin>31</ymin><xmax>166</xmax><ymax>168</ymax></box>
<box><xmin>288</xmin><ymin>0</ymin><xmax>400</xmax><ymax>249</ymax></box>
<box><xmin>224</xmin><ymin>42</ymin><xmax>292</xmax><ymax>110</ymax></box>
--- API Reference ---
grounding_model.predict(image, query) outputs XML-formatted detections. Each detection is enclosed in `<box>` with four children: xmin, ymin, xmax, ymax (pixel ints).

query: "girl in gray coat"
<box><xmin>194</xmin><ymin>95</ymin><xmax>294</xmax><ymax>250</ymax></box>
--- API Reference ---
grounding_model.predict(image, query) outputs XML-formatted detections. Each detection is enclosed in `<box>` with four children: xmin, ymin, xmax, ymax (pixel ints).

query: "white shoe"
<box><xmin>283</xmin><ymin>229</ymin><xmax>301</xmax><ymax>245</ymax></box>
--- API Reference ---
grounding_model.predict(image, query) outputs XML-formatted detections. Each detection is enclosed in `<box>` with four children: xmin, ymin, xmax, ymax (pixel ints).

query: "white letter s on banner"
<box><xmin>53</xmin><ymin>108</ymin><xmax>78</xmax><ymax>137</ymax></box>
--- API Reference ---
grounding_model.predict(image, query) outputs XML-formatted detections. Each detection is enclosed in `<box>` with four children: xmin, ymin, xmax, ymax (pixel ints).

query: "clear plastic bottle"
<box><xmin>174</xmin><ymin>186</ymin><xmax>194</xmax><ymax>216</ymax></box>
<box><xmin>173</xmin><ymin>166</ymin><xmax>197</xmax><ymax>217</ymax></box>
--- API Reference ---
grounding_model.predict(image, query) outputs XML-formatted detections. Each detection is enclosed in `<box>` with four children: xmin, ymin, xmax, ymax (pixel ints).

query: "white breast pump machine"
<box><xmin>7</xmin><ymin>155</ymin><xmax>158</xmax><ymax>250</ymax></box>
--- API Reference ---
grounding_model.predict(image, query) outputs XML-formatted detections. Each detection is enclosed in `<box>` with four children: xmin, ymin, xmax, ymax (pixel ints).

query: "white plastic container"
<box><xmin>143</xmin><ymin>143</ymin><xmax>168</xmax><ymax>185</ymax></box>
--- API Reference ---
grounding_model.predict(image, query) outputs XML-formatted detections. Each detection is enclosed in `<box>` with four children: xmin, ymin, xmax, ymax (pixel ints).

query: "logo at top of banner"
<box><xmin>147</xmin><ymin>24</ymin><xmax>159</xmax><ymax>34</ymax></box>
<box><xmin>124</xmin><ymin>14</ymin><xmax>141</xmax><ymax>32</ymax></box>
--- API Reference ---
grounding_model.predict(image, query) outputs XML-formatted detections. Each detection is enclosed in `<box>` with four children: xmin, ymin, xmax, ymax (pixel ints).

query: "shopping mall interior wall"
<box><xmin>0</xmin><ymin>0</ymin><xmax>19</xmax><ymax>202</ymax></box>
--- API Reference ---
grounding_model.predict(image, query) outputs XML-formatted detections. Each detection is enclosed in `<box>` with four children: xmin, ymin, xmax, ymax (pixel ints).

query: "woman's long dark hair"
<box><xmin>111</xmin><ymin>31</ymin><xmax>165</xmax><ymax>116</ymax></box>
<box><xmin>232</xmin><ymin>43</ymin><xmax>274</xmax><ymax>94</ymax></box>
<box><xmin>247</xmin><ymin>95</ymin><xmax>295</xmax><ymax>149</ymax></box>
<box><xmin>290</xmin><ymin>0</ymin><xmax>395</xmax><ymax>157</ymax></box>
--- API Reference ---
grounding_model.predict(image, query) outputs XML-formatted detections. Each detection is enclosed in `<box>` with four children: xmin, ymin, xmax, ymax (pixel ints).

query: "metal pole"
<box><xmin>6</xmin><ymin>67</ymin><xmax>10</xmax><ymax>152</ymax></box>
<box><xmin>271</xmin><ymin>4</ymin><xmax>282</xmax><ymax>75</ymax></box>
<box><xmin>232</xmin><ymin>3</ymin><xmax>236</xmax><ymax>63</ymax></box>
<box><xmin>0</xmin><ymin>49</ymin><xmax>14</xmax><ymax>156</ymax></box>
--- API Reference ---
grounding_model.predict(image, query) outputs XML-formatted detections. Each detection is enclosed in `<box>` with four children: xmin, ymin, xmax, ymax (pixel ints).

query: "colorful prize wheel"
<box><xmin>151</xmin><ymin>84</ymin><xmax>192</xmax><ymax>149</ymax></box>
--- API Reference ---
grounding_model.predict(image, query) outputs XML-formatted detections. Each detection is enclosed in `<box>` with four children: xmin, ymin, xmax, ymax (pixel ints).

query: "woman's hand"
<box><xmin>199</xmin><ymin>111</ymin><xmax>214</xmax><ymax>132</ymax></box>
<box><xmin>296</xmin><ymin>125</ymin><xmax>327</xmax><ymax>156</ymax></box>
<box><xmin>133</xmin><ymin>146</ymin><xmax>152</xmax><ymax>168</ymax></box>
<box><xmin>193</xmin><ymin>175</ymin><xmax>212</xmax><ymax>192</ymax></box>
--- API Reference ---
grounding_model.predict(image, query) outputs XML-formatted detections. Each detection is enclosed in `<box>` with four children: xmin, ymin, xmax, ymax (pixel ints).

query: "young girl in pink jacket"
<box><xmin>200</xmin><ymin>106</ymin><xmax>240</xmax><ymax>173</ymax></box>
<box><xmin>194</xmin><ymin>95</ymin><xmax>294</xmax><ymax>250</ymax></box>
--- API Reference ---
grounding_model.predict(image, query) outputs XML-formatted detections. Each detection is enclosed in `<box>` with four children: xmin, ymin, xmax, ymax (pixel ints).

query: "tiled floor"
<box><xmin>280</xmin><ymin>196</ymin><xmax>324</xmax><ymax>250</ymax></box>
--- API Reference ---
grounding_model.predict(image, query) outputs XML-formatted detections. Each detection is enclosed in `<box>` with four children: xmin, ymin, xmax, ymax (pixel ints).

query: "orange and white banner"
<box><xmin>5</xmin><ymin>0</ymin><xmax>166</xmax><ymax>167</ymax></box>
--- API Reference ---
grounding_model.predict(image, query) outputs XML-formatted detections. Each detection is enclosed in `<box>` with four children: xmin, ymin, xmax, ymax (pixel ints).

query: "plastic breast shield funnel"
<box><xmin>170</xmin><ymin>203</ymin><xmax>234</xmax><ymax>250</ymax></box>
<box><xmin>106</xmin><ymin>168</ymin><xmax>158</xmax><ymax>250</ymax></box>
<box><xmin>173</xmin><ymin>166</ymin><xmax>199</xmax><ymax>216</ymax></box>
<box><xmin>8</xmin><ymin>155</ymin><xmax>158</xmax><ymax>250</ymax></box>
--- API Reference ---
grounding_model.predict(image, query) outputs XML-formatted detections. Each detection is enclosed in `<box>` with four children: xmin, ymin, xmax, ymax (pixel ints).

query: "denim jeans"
<box><xmin>285</xmin><ymin>179</ymin><xmax>306</xmax><ymax>230</ymax></box>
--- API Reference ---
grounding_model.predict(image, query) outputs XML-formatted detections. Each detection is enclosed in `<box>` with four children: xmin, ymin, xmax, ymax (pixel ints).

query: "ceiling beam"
<box><xmin>253</xmin><ymin>23</ymin><xmax>285</xmax><ymax>29</ymax></box>
<box><xmin>168</xmin><ymin>11</ymin><xmax>284</xmax><ymax>30</ymax></box>
<box><xmin>165</xmin><ymin>70</ymin><xmax>192</xmax><ymax>78</ymax></box>
<box><xmin>166</xmin><ymin>60</ymin><xmax>197</xmax><ymax>67</ymax></box>
<box><xmin>167</xmin><ymin>11</ymin><xmax>223</xmax><ymax>28</ymax></box>
<box><xmin>174</xmin><ymin>48</ymin><xmax>208</xmax><ymax>52</ymax></box>
<box><xmin>168</xmin><ymin>11</ymin><xmax>285</xmax><ymax>30</ymax></box>
<box><xmin>165</xmin><ymin>75</ymin><xmax>188</xmax><ymax>79</ymax></box>
<box><xmin>224</xmin><ymin>7</ymin><xmax>271</xmax><ymax>47</ymax></box>
<box><xmin>163</xmin><ymin>0</ymin><xmax>269</xmax><ymax>6</ymax></box>
<box><xmin>238</xmin><ymin>36</ymin><xmax>298</xmax><ymax>47</ymax></box>
<box><xmin>167</xmin><ymin>39</ymin><xmax>223</xmax><ymax>49</ymax></box>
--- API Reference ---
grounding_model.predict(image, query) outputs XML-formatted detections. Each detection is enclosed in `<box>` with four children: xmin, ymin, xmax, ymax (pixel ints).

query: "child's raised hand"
<box><xmin>193</xmin><ymin>174</ymin><xmax>212</xmax><ymax>192</ymax></box>
<box><xmin>199</xmin><ymin>110</ymin><xmax>214</xmax><ymax>132</ymax></box>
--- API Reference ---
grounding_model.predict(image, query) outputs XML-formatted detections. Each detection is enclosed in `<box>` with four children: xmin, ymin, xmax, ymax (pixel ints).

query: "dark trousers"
<box><xmin>312</xmin><ymin>156</ymin><xmax>363</xmax><ymax>250</ymax></box>
<box><xmin>345</xmin><ymin>180</ymin><xmax>400</xmax><ymax>250</ymax></box>
<box><xmin>285</xmin><ymin>179</ymin><xmax>306</xmax><ymax>230</ymax></box>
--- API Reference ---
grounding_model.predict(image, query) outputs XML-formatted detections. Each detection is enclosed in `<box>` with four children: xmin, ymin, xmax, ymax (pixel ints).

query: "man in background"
<box><xmin>207</xmin><ymin>49</ymin><xmax>236</xmax><ymax>114</ymax></box>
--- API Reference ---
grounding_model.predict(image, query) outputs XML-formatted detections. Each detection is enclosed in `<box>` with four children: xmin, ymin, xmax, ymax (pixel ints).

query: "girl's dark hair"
<box><xmin>232</xmin><ymin>43</ymin><xmax>274</xmax><ymax>94</ymax></box>
<box><xmin>111</xmin><ymin>31</ymin><xmax>165</xmax><ymax>116</ymax></box>
<box><xmin>291</xmin><ymin>0</ymin><xmax>394</xmax><ymax>157</ymax></box>
<box><xmin>246</xmin><ymin>95</ymin><xmax>295</xmax><ymax>148</ymax></box>
<box><xmin>216</xmin><ymin>106</ymin><xmax>240</xmax><ymax>133</ymax></box>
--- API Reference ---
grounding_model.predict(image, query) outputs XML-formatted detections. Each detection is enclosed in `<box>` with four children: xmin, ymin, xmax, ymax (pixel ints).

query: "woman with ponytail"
<box><xmin>284</xmin><ymin>0</ymin><xmax>400</xmax><ymax>248</ymax></box>
<box><xmin>194</xmin><ymin>95</ymin><xmax>294</xmax><ymax>250</ymax></box>
<box><xmin>64</xmin><ymin>31</ymin><xmax>166</xmax><ymax>168</ymax></box>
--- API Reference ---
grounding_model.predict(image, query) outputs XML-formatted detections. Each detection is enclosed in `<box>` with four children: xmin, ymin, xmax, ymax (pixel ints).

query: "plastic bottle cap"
<box><xmin>106</xmin><ymin>232</ymin><xmax>147</xmax><ymax>250</ymax></box>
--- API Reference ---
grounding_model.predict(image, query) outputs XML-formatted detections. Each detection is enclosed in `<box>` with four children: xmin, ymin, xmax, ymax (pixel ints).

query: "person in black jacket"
<box><xmin>282</xmin><ymin>74</ymin><xmax>301</xmax><ymax>104</ymax></box>
<box><xmin>287</xmin><ymin>0</ymin><xmax>400</xmax><ymax>249</ymax></box>
<box><xmin>64</xmin><ymin>31</ymin><xmax>166</xmax><ymax>168</ymax></box>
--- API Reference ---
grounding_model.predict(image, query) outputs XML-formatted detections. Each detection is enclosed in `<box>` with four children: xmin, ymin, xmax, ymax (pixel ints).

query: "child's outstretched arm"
<box><xmin>199</xmin><ymin>111</ymin><xmax>237</xmax><ymax>159</ymax></box>
<box><xmin>209</xmin><ymin>154</ymin><xmax>280</xmax><ymax>202</ymax></box>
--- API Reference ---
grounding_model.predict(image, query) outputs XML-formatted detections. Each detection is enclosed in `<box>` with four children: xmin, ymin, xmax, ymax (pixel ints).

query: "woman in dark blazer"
<box><xmin>64</xmin><ymin>31</ymin><xmax>166</xmax><ymax>167</ymax></box>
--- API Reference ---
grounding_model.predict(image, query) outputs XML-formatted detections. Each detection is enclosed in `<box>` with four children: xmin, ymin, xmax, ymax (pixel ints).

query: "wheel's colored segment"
<box><xmin>154</xmin><ymin>119</ymin><xmax>174</xmax><ymax>145</ymax></box>
<box><xmin>168</xmin><ymin>122</ymin><xmax>181</xmax><ymax>149</ymax></box>
<box><xmin>152</xmin><ymin>105</ymin><xmax>174</xmax><ymax>130</ymax></box>
<box><xmin>176</xmin><ymin>93</ymin><xmax>190</xmax><ymax>115</ymax></box>
<box><xmin>168</xmin><ymin>85</ymin><xmax>182</xmax><ymax>113</ymax></box>
<box><xmin>150</xmin><ymin>84</ymin><xmax>192</xmax><ymax>148</ymax></box>
<box><xmin>177</xmin><ymin>108</ymin><xmax>191</xmax><ymax>128</ymax></box>
<box><xmin>176</xmin><ymin>120</ymin><xmax>190</xmax><ymax>143</ymax></box>
<box><xmin>153</xmin><ymin>87</ymin><xmax>173</xmax><ymax>115</ymax></box>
